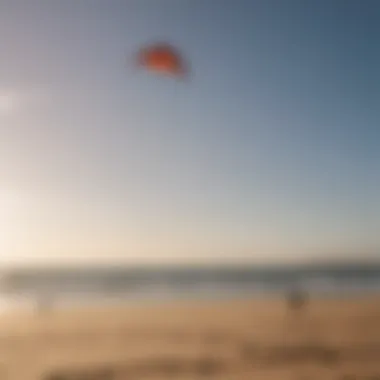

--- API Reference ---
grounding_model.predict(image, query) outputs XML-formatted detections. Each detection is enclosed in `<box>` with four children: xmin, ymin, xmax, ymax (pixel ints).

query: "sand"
<box><xmin>1</xmin><ymin>295</ymin><xmax>380</xmax><ymax>380</ymax></box>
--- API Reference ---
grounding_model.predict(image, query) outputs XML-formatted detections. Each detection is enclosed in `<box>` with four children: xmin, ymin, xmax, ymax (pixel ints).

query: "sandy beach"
<box><xmin>1</xmin><ymin>296</ymin><xmax>380</xmax><ymax>380</ymax></box>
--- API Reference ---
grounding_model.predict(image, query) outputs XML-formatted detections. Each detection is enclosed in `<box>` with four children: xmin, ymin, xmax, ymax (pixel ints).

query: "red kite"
<box><xmin>136</xmin><ymin>42</ymin><xmax>188</xmax><ymax>79</ymax></box>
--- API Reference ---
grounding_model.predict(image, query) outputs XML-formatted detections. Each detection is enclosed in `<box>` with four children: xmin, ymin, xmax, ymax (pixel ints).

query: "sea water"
<box><xmin>0</xmin><ymin>264</ymin><xmax>379</xmax><ymax>311</ymax></box>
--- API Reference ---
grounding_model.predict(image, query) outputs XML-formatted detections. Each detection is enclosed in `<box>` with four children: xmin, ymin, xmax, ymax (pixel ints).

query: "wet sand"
<box><xmin>1</xmin><ymin>296</ymin><xmax>380</xmax><ymax>380</ymax></box>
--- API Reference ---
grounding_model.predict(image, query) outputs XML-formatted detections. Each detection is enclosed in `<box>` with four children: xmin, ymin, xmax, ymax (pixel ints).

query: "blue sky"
<box><xmin>0</xmin><ymin>0</ymin><xmax>379</xmax><ymax>266</ymax></box>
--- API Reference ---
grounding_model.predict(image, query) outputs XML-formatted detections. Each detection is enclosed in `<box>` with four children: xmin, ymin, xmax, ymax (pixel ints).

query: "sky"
<box><xmin>0</xmin><ymin>0</ymin><xmax>379</xmax><ymax>267</ymax></box>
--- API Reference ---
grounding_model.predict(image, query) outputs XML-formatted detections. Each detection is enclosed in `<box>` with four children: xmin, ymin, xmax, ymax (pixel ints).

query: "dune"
<box><xmin>1</xmin><ymin>296</ymin><xmax>380</xmax><ymax>380</ymax></box>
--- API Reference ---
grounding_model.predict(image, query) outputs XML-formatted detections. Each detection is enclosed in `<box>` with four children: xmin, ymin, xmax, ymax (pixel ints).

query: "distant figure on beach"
<box><xmin>283</xmin><ymin>286</ymin><xmax>315</xmax><ymax>346</ymax></box>
<box><xmin>287</xmin><ymin>287</ymin><xmax>308</xmax><ymax>312</ymax></box>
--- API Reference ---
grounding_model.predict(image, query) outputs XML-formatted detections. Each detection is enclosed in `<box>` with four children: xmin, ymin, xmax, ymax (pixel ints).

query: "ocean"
<box><xmin>0</xmin><ymin>264</ymin><xmax>379</xmax><ymax>311</ymax></box>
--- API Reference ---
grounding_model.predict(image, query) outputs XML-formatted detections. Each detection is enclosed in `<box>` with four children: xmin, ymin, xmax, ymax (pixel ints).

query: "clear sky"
<box><xmin>0</xmin><ymin>0</ymin><xmax>379</xmax><ymax>267</ymax></box>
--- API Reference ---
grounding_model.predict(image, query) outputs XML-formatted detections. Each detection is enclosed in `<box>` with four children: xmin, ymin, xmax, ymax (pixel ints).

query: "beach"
<box><xmin>1</xmin><ymin>296</ymin><xmax>380</xmax><ymax>380</ymax></box>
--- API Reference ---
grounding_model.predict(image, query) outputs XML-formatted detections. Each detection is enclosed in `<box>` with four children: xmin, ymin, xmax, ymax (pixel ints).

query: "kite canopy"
<box><xmin>136</xmin><ymin>42</ymin><xmax>188</xmax><ymax>79</ymax></box>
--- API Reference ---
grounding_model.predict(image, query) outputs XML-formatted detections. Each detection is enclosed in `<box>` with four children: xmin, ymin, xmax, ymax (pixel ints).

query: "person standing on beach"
<box><xmin>283</xmin><ymin>286</ymin><xmax>310</xmax><ymax>345</ymax></box>
<box><xmin>287</xmin><ymin>287</ymin><xmax>308</xmax><ymax>312</ymax></box>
